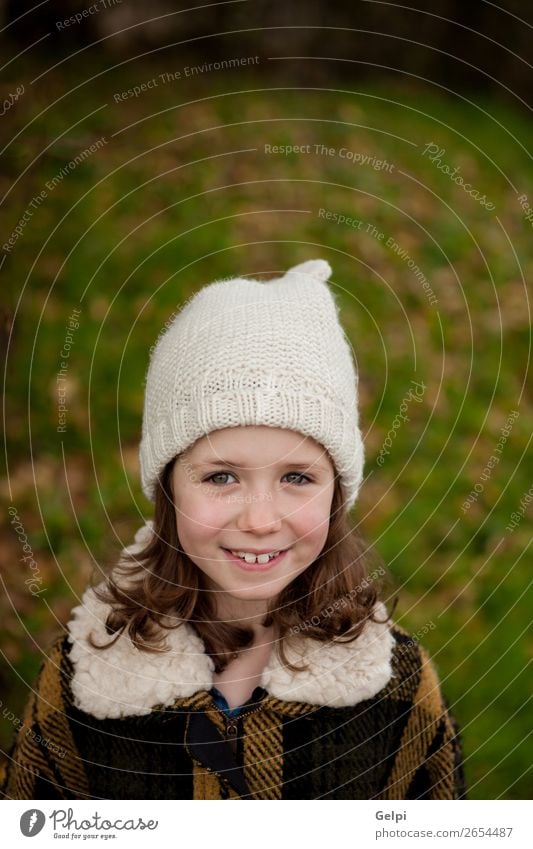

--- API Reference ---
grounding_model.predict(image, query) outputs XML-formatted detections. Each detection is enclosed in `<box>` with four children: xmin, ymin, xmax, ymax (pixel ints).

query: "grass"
<box><xmin>1</xmin><ymin>53</ymin><xmax>531</xmax><ymax>798</ymax></box>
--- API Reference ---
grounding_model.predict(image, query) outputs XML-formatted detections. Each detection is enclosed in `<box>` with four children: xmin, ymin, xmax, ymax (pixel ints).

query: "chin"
<box><xmin>218</xmin><ymin>581</ymin><xmax>284</xmax><ymax>603</ymax></box>
<box><xmin>225</xmin><ymin>586</ymin><xmax>278</xmax><ymax>600</ymax></box>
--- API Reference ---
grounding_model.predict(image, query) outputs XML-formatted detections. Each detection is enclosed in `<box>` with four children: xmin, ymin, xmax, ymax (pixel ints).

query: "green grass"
<box><xmin>1</xmin><ymin>54</ymin><xmax>531</xmax><ymax>798</ymax></box>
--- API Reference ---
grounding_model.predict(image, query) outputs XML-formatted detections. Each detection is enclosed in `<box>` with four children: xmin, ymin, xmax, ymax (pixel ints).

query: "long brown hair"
<box><xmin>89</xmin><ymin>457</ymin><xmax>398</xmax><ymax>673</ymax></box>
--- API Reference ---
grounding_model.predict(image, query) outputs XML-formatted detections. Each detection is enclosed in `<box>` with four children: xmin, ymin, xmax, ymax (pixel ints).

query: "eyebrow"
<box><xmin>194</xmin><ymin>458</ymin><xmax>329</xmax><ymax>471</ymax></box>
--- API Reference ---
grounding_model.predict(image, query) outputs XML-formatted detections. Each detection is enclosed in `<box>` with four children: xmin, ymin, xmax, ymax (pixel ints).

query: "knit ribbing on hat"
<box><xmin>139</xmin><ymin>260</ymin><xmax>364</xmax><ymax>511</ymax></box>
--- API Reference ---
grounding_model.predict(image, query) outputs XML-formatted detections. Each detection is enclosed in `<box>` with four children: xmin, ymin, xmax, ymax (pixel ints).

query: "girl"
<box><xmin>1</xmin><ymin>259</ymin><xmax>467</xmax><ymax>800</ymax></box>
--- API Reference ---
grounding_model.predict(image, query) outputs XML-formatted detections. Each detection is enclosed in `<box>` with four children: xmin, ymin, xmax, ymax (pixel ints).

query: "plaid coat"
<box><xmin>1</xmin><ymin>585</ymin><xmax>467</xmax><ymax>800</ymax></box>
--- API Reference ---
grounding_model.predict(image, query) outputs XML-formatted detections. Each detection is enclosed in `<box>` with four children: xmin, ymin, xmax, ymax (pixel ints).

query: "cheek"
<box><xmin>294</xmin><ymin>508</ymin><xmax>331</xmax><ymax>549</ymax></box>
<box><xmin>175</xmin><ymin>490</ymin><xmax>228</xmax><ymax>537</ymax></box>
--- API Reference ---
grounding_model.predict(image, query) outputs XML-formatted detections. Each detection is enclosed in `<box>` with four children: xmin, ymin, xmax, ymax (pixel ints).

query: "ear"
<box><xmin>285</xmin><ymin>259</ymin><xmax>332</xmax><ymax>283</ymax></box>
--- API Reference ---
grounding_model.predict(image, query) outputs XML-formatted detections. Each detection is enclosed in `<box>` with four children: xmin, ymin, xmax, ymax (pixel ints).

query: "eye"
<box><xmin>203</xmin><ymin>472</ymin><xmax>237</xmax><ymax>485</ymax></box>
<box><xmin>202</xmin><ymin>471</ymin><xmax>313</xmax><ymax>486</ymax></box>
<box><xmin>283</xmin><ymin>472</ymin><xmax>313</xmax><ymax>485</ymax></box>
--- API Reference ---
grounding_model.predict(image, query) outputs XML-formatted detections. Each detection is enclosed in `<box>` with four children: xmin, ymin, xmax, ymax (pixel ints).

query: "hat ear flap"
<box><xmin>284</xmin><ymin>259</ymin><xmax>332</xmax><ymax>283</ymax></box>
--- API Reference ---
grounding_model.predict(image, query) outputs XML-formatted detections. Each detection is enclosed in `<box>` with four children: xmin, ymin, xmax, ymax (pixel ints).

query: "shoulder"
<box><xmin>1</xmin><ymin>633</ymin><xmax>90</xmax><ymax>800</ymax></box>
<box><xmin>384</xmin><ymin>621</ymin><xmax>449</xmax><ymax>716</ymax></box>
<box><xmin>31</xmin><ymin>631</ymin><xmax>76</xmax><ymax>714</ymax></box>
<box><xmin>3</xmin><ymin>630</ymin><xmax>75</xmax><ymax>765</ymax></box>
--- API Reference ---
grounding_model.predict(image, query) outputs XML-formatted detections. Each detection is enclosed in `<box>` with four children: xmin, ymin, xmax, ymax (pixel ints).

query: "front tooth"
<box><xmin>230</xmin><ymin>550</ymin><xmax>281</xmax><ymax>563</ymax></box>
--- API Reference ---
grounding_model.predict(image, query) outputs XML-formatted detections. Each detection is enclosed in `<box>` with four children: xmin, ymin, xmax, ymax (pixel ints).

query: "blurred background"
<box><xmin>1</xmin><ymin>0</ymin><xmax>531</xmax><ymax>799</ymax></box>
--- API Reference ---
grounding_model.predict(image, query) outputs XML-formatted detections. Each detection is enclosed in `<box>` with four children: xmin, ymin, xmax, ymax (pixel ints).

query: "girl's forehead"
<box><xmin>180</xmin><ymin>427</ymin><xmax>333</xmax><ymax>468</ymax></box>
<box><xmin>190</xmin><ymin>426</ymin><xmax>324</xmax><ymax>453</ymax></box>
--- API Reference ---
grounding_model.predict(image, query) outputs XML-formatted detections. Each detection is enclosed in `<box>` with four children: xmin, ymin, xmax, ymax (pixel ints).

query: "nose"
<box><xmin>235</xmin><ymin>492</ymin><xmax>283</xmax><ymax>534</ymax></box>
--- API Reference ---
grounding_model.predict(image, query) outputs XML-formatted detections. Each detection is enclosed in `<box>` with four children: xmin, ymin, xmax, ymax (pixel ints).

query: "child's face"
<box><xmin>171</xmin><ymin>426</ymin><xmax>335</xmax><ymax>613</ymax></box>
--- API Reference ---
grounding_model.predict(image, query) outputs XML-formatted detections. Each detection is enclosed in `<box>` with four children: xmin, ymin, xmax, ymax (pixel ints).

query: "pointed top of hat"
<box><xmin>283</xmin><ymin>259</ymin><xmax>332</xmax><ymax>284</ymax></box>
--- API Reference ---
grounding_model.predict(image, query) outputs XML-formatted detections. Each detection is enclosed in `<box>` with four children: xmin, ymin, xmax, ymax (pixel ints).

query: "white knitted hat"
<box><xmin>139</xmin><ymin>259</ymin><xmax>365</xmax><ymax>512</ymax></box>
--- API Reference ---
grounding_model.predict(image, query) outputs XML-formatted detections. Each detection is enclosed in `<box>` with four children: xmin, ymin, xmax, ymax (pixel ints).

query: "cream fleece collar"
<box><xmin>66</xmin><ymin>524</ymin><xmax>396</xmax><ymax>720</ymax></box>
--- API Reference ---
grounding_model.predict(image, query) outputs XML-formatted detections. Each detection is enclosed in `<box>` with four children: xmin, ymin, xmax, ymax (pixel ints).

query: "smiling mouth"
<box><xmin>221</xmin><ymin>548</ymin><xmax>288</xmax><ymax>570</ymax></box>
